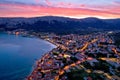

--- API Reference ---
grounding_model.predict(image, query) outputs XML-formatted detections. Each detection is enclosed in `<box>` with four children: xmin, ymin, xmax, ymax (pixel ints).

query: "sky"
<box><xmin>0</xmin><ymin>0</ymin><xmax>120</xmax><ymax>19</ymax></box>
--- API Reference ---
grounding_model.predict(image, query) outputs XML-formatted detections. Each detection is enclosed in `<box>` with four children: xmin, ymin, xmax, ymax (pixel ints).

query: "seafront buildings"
<box><xmin>25</xmin><ymin>31</ymin><xmax>120</xmax><ymax>80</ymax></box>
<box><xmin>8</xmin><ymin>30</ymin><xmax>120</xmax><ymax>80</ymax></box>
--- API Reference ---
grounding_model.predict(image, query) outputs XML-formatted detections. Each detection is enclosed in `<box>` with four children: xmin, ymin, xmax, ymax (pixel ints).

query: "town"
<box><xmin>7</xmin><ymin>30</ymin><xmax>120</xmax><ymax>80</ymax></box>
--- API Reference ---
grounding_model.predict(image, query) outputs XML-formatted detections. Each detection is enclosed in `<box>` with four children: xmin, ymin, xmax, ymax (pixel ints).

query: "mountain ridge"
<box><xmin>0</xmin><ymin>16</ymin><xmax>120</xmax><ymax>34</ymax></box>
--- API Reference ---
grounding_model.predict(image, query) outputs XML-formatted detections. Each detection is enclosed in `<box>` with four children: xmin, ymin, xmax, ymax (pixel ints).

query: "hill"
<box><xmin>0</xmin><ymin>16</ymin><xmax>120</xmax><ymax>34</ymax></box>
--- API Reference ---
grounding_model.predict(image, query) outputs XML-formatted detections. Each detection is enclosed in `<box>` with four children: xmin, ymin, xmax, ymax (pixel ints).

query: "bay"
<box><xmin>0</xmin><ymin>33</ymin><xmax>56</xmax><ymax>80</ymax></box>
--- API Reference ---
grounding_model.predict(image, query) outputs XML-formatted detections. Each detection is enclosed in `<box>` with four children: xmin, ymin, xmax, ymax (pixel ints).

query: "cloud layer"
<box><xmin>0</xmin><ymin>0</ymin><xmax>120</xmax><ymax>18</ymax></box>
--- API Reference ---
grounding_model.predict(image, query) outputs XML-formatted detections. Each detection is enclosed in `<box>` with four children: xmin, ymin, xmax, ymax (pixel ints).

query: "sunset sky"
<box><xmin>0</xmin><ymin>0</ymin><xmax>120</xmax><ymax>19</ymax></box>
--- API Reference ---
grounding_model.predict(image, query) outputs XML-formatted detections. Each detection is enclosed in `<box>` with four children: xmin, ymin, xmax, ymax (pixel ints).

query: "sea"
<box><xmin>0</xmin><ymin>32</ymin><xmax>56</xmax><ymax>80</ymax></box>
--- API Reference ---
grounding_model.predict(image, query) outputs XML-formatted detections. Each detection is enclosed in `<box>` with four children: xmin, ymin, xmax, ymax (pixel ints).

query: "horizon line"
<box><xmin>0</xmin><ymin>15</ymin><xmax>120</xmax><ymax>19</ymax></box>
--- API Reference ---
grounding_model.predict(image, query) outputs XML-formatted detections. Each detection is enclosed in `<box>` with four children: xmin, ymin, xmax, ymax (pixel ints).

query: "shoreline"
<box><xmin>26</xmin><ymin>36</ymin><xmax>58</xmax><ymax>79</ymax></box>
<box><xmin>3</xmin><ymin>31</ymin><xmax>119</xmax><ymax>80</ymax></box>
<box><xmin>27</xmin><ymin>48</ymin><xmax>58</xmax><ymax>80</ymax></box>
<box><xmin>1</xmin><ymin>32</ymin><xmax>57</xmax><ymax>80</ymax></box>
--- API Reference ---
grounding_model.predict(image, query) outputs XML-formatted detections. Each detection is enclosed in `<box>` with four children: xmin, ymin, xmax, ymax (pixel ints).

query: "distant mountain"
<box><xmin>0</xmin><ymin>16</ymin><xmax>120</xmax><ymax>34</ymax></box>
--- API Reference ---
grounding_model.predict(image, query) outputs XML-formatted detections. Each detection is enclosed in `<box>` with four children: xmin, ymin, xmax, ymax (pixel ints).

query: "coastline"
<box><xmin>2</xmin><ymin>31</ymin><xmax>120</xmax><ymax>80</ymax></box>
<box><xmin>1</xmin><ymin>31</ymin><xmax>57</xmax><ymax>80</ymax></box>
<box><xmin>26</xmin><ymin>37</ymin><xmax>57</xmax><ymax>79</ymax></box>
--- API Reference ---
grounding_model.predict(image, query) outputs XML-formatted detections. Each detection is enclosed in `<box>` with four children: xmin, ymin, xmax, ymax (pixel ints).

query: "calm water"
<box><xmin>0</xmin><ymin>33</ymin><xmax>56</xmax><ymax>80</ymax></box>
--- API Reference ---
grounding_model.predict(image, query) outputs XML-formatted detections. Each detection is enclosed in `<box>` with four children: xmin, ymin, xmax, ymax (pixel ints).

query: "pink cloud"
<box><xmin>0</xmin><ymin>3</ymin><xmax>120</xmax><ymax>18</ymax></box>
<box><xmin>55</xmin><ymin>2</ymin><xmax>80</xmax><ymax>8</ymax></box>
<box><xmin>79</xmin><ymin>4</ymin><xmax>86</xmax><ymax>7</ymax></box>
<box><xmin>45</xmin><ymin>0</ymin><xmax>52</xmax><ymax>5</ymax></box>
<box><xmin>113</xmin><ymin>1</ymin><xmax>120</xmax><ymax>5</ymax></box>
